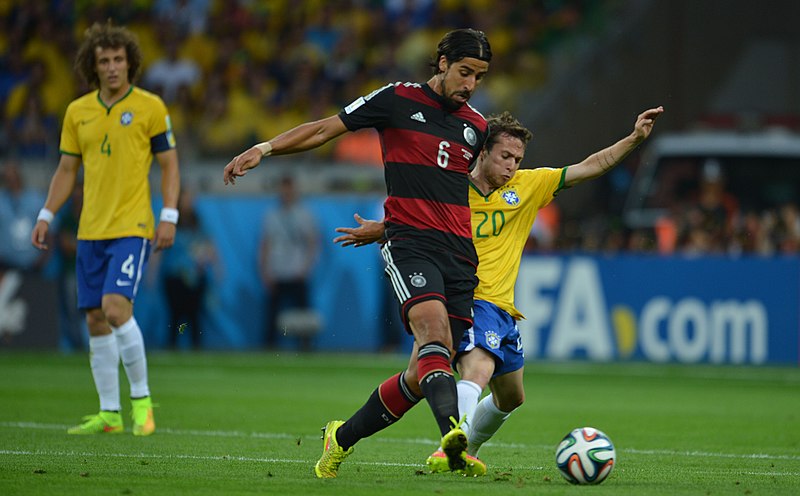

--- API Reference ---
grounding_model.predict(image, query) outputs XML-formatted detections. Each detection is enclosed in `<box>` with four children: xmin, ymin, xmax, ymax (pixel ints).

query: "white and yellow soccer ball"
<box><xmin>555</xmin><ymin>427</ymin><xmax>616</xmax><ymax>484</ymax></box>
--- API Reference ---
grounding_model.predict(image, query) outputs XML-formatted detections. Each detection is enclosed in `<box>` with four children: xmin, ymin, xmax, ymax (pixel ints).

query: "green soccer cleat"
<box><xmin>131</xmin><ymin>396</ymin><xmax>156</xmax><ymax>436</ymax></box>
<box><xmin>67</xmin><ymin>411</ymin><xmax>124</xmax><ymax>435</ymax></box>
<box><xmin>314</xmin><ymin>420</ymin><xmax>354</xmax><ymax>478</ymax></box>
<box><xmin>426</xmin><ymin>449</ymin><xmax>487</xmax><ymax>477</ymax></box>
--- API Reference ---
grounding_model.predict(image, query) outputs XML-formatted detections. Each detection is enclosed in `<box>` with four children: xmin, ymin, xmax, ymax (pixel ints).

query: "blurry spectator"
<box><xmin>694</xmin><ymin>159</ymin><xmax>737</xmax><ymax>248</ymax></box>
<box><xmin>56</xmin><ymin>179</ymin><xmax>87</xmax><ymax>351</ymax></box>
<box><xmin>7</xmin><ymin>91</ymin><xmax>58</xmax><ymax>159</ymax></box>
<box><xmin>152</xmin><ymin>0</ymin><xmax>211</xmax><ymax>38</ymax></box>
<box><xmin>0</xmin><ymin>159</ymin><xmax>49</xmax><ymax>272</ymax></box>
<box><xmin>156</xmin><ymin>189</ymin><xmax>216</xmax><ymax>350</ymax></box>
<box><xmin>666</xmin><ymin>159</ymin><xmax>740</xmax><ymax>255</ymax></box>
<box><xmin>0</xmin><ymin>39</ymin><xmax>30</xmax><ymax>112</ymax></box>
<box><xmin>525</xmin><ymin>202</ymin><xmax>560</xmax><ymax>252</ymax></box>
<box><xmin>304</xmin><ymin>4</ymin><xmax>344</xmax><ymax>59</ymax></box>
<box><xmin>195</xmin><ymin>72</ymin><xmax>255</xmax><ymax>156</ymax></box>
<box><xmin>729</xmin><ymin>209</ymin><xmax>774</xmax><ymax>256</ymax></box>
<box><xmin>142</xmin><ymin>36</ymin><xmax>201</xmax><ymax>104</ymax></box>
<box><xmin>166</xmin><ymin>84</ymin><xmax>200</xmax><ymax>159</ymax></box>
<box><xmin>776</xmin><ymin>203</ymin><xmax>800</xmax><ymax>253</ymax></box>
<box><xmin>333</xmin><ymin>128</ymin><xmax>383</xmax><ymax>167</ymax></box>
<box><xmin>4</xmin><ymin>61</ymin><xmax>49</xmax><ymax>122</ymax></box>
<box><xmin>19</xmin><ymin>17</ymin><xmax>76</xmax><ymax>117</ymax></box>
<box><xmin>654</xmin><ymin>214</ymin><xmax>678</xmax><ymax>255</ymax></box>
<box><xmin>259</xmin><ymin>176</ymin><xmax>320</xmax><ymax>350</ymax></box>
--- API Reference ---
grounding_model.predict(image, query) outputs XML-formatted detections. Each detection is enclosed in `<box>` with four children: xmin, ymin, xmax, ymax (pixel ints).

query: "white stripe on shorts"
<box><xmin>132</xmin><ymin>238</ymin><xmax>148</xmax><ymax>295</ymax></box>
<box><xmin>381</xmin><ymin>241</ymin><xmax>411</xmax><ymax>302</ymax></box>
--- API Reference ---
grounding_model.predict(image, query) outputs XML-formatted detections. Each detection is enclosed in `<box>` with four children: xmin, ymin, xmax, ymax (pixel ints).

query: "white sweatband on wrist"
<box><xmin>160</xmin><ymin>207</ymin><xmax>179</xmax><ymax>224</ymax></box>
<box><xmin>37</xmin><ymin>208</ymin><xmax>54</xmax><ymax>224</ymax></box>
<box><xmin>255</xmin><ymin>141</ymin><xmax>273</xmax><ymax>157</ymax></box>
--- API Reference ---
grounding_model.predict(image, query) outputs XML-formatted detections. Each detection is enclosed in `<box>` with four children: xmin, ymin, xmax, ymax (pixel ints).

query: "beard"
<box><xmin>440</xmin><ymin>79</ymin><xmax>470</xmax><ymax>111</ymax></box>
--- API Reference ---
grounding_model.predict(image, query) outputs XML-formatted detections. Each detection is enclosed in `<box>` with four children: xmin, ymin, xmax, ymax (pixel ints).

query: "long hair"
<box><xmin>74</xmin><ymin>21</ymin><xmax>143</xmax><ymax>89</ymax></box>
<box><xmin>431</xmin><ymin>28</ymin><xmax>492</xmax><ymax>74</ymax></box>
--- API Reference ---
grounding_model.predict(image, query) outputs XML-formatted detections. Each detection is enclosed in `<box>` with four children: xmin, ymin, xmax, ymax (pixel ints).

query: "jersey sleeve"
<box><xmin>59</xmin><ymin>103</ymin><xmax>81</xmax><ymax>156</ymax></box>
<box><xmin>337</xmin><ymin>83</ymin><xmax>395</xmax><ymax>132</ymax></box>
<box><xmin>522</xmin><ymin>167</ymin><xmax>568</xmax><ymax>209</ymax></box>
<box><xmin>148</xmin><ymin>96</ymin><xmax>176</xmax><ymax>153</ymax></box>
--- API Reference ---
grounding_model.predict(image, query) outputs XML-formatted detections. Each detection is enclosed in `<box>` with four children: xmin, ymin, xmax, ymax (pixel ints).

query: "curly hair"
<box><xmin>74</xmin><ymin>21</ymin><xmax>142</xmax><ymax>89</ymax></box>
<box><xmin>485</xmin><ymin>111</ymin><xmax>533</xmax><ymax>151</ymax></box>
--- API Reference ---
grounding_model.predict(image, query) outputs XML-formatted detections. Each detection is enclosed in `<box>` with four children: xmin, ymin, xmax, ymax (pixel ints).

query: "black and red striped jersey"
<box><xmin>338</xmin><ymin>81</ymin><xmax>488</xmax><ymax>265</ymax></box>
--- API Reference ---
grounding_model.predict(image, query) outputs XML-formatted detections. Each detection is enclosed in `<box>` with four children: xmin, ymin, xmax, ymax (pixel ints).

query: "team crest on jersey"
<box><xmin>463</xmin><ymin>125</ymin><xmax>477</xmax><ymax>146</ymax></box>
<box><xmin>409</xmin><ymin>272</ymin><xmax>427</xmax><ymax>288</ymax></box>
<box><xmin>502</xmin><ymin>188</ymin><xmax>520</xmax><ymax>206</ymax></box>
<box><xmin>120</xmin><ymin>111</ymin><xmax>134</xmax><ymax>126</ymax></box>
<box><xmin>484</xmin><ymin>331</ymin><xmax>501</xmax><ymax>350</ymax></box>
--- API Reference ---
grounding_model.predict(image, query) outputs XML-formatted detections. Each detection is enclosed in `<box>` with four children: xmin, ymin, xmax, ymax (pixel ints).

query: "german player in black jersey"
<box><xmin>223</xmin><ymin>28</ymin><xmax>492</xmax><ymax>477</ymax></box>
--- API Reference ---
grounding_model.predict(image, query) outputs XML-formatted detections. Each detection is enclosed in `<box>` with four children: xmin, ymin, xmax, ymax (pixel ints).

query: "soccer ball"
<box><xmin>555</xmin><ymin>427</ymin><xmax>616</xmax><ymax>484</ymax></box>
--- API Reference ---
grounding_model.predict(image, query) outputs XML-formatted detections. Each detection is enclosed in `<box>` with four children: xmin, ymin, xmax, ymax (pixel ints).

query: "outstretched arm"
<box><xmin>564</xmin><ymin>106</ymin><xmax>664</xmax><ymax>187</ymax></box>
<box><xmin>333</xmin><ymin>213</ymin><xmax>385</xmax><ymax>247</ymax></box>
<box><xmin>223</xmin><ymin>115</ymin><xmax>349</xmax><ymax>185</ymax></box>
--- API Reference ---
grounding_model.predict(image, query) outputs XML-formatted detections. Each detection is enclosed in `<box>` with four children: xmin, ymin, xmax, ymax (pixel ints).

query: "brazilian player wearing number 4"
<box><xmin>224</xmin><ymin>29</ymin><xmax>492</xmax><ymax>477</ymax></box>
<box><xmin>334</xmin><ymin>106</ymin><xmax>664</xmax><ymax>469</ymax></box>
<box><xmin>31</xmin><ymin>22</ymin><xmax>180</xmax><ymax>436</ymax></box>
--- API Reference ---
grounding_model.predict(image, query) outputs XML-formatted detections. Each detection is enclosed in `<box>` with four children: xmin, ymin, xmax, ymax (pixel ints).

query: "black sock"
<box><xmin>417</xmin><ymin>342</ymin><xmax>458</xmax><ymax>436</ymax></box>
<box><xmin>336</xmin><ymin>371</ymin><xmax>421</xmax><ymax>450</ymax></box>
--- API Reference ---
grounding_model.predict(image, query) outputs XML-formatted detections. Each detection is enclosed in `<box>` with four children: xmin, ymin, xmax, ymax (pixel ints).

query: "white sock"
<box><xmin>89</xmin><ymin>334</ymin><xmax>120</xmax><ymax>411</ymax></box>
<box><xmin>467</xmin><ymin>394</ymin><xmax>512</xmax><ymax>457</ymax></box>
<box><xmin>457</xmin><ymin>379</ymin><xmax>483</xmax><ymax>439</ymax></box>
<box><xmin>113</xmin><ymin>317</ymin><xmax>150</xmax><ymax>399</ymax></box>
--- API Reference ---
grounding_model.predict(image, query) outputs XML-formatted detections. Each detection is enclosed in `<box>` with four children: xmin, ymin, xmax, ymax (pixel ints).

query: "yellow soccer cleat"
<box><xmin>314</xmin><ymin>420</ymin><xmax>354</xmax><ymax>478</ymax></box>
<box><xmin>435</xmin><ymin>416</ymin><xmax>487</xmax><ymax>476</ymax></box>
<box><xmin>441</xmin><ymin>415</ymin><xmax>469</xmax><ymax>471</ymax></box>
<box><xmin>131</xmin><ymin>397</ymin><xmax>156</xmax><ymax>436</ymax></box>
<box><xmin>426</xmin><ymin>449</ymin><xmax>487</xmax><ymax>477</ymax></box>
<box><xmin>67</xmin><ymin>411</ymin><xmax>124</xmax><ymax>435</ymax></box>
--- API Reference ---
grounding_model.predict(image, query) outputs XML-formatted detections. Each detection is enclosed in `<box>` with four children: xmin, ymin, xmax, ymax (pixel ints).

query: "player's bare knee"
<box><xmin>408</xmin><ymin>300</ymin><xmax>450</xmax><ymax>343</ymax></box>
<box><xmin>85</xmin><ymin>309</ymin><xmax>111</xmax><ymax>336</ymax></box>
<box><xmin>101</xmin><ymin>295</ymin><xmax>133</xmax><ymax>327</ymax></box>
<box><xmin>461</xmin><ymin>368</ymin><xmax>492</xmax><ymax>389</ymax></box>
<box><xmin>410</xmin><ymin>322</ymin><xmax>452</xmax><ymax>349</ymax></box>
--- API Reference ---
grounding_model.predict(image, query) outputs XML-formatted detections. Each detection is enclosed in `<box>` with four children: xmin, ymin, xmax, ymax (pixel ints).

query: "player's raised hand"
<box><xmin>333</xmin><ymin>213</ymin><xmax>385</xmax><ymax>247</ymax></box>
<box><xmin>633</xmin><ymin>106</ymin><xmax>664</xmax><ymax>143</ymax></box>
<box><xmin>223</xmin><ymin>147</ymin><xmax>263</xmax><ymax>185</ymax></box>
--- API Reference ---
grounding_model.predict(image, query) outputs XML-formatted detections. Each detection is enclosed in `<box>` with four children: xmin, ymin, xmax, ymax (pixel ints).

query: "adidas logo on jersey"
<box><xmin>410</xmin><ymin>112</ymin><xmax>426</xmax><ymax>123</ymax></box>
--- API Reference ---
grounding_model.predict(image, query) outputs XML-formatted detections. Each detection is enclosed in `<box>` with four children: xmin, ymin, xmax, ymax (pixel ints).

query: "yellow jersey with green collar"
<box><xmin>470</xmin><ymin>167</ymin><xmax>567</xmax><ymax>319</ymax></box>
<box><xmin>60</xmin><ymin>86</ymin><xmax>176</xmax><ymax>240</ymax></box>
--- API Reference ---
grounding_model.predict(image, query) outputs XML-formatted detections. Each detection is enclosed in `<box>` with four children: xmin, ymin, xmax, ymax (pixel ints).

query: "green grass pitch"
<box><xmin>1</xmin><ymin>351</ymin><xmax>798</xmax><ymax>495</ymax></box>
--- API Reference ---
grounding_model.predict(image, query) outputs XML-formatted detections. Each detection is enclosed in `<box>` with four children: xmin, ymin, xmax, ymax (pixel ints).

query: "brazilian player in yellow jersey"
<box><xmin>334</xmin><ymin>106</ymin><xmax>663</xmax><ymax>467</ymax></box>
<box><xmin>31</xmin><ymin>22</ymin><xmax>180</xmax><ymax>436</ymax></box>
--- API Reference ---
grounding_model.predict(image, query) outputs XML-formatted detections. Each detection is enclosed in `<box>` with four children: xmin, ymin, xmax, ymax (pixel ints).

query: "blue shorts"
<box><xmin>456</xmin><ymin>299</ymin><xmax>524</xmax><ymax>377</ymax></box>
<box><xmin>76</xmin><ymin>237</ymin><xmax>151</xmax><ymax>310</ymax></box>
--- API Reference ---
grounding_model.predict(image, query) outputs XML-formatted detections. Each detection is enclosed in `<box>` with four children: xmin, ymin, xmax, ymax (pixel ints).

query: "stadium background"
<box><xmin>1</xmin><ymin>0</ymin><xmax>799</xmax><ymax>365</ymax></box>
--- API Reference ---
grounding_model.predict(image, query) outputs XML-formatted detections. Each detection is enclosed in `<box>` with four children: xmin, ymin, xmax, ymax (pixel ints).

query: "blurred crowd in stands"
<box><xmin>1</xmin><ymin>0</ymin><xmax>797</xmax><ymax>259</ymax></box>
<box><xmin>526</xmin><ymin>177</ymin><xmax>800</xmax><ymax>257</ymax></box>
<box><xmin>1</xmin><ymin>0</ymin><xmax>599</xmax><ymax>161</ymax></box>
